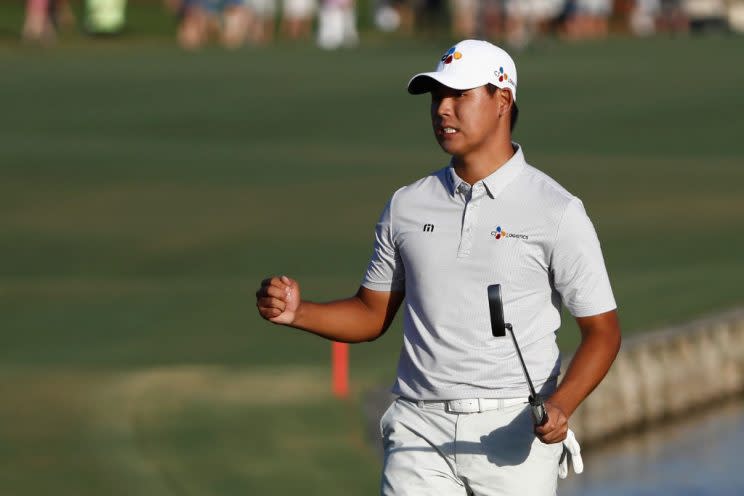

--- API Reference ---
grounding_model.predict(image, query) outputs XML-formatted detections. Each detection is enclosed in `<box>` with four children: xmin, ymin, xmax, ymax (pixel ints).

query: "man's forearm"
<box><xmin>257</xmin><ymin>277</ymin><xmax>404</xmax><ymax>342</ymax></box>
<box><xmin>291</xmin><ymin>297</ymin><xmax>392</xmax><ymax>343</ymax></box>
<box><xmin>550</xmin><ymin>310</ymin><xmax>622</xmax><ymax>417</ymax></box>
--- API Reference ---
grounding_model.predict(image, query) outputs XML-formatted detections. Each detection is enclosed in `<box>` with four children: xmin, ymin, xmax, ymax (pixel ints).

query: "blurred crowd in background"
<box><xmin>19</xmin><ymin>0</ymin><xmax>744</xmax><ymax>49</ymax></box>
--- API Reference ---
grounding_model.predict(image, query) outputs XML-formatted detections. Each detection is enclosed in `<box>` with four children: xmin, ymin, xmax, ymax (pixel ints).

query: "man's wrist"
<box><xmin>546</xmin><ymin>393</ymin><xmax>576</xmax><ymax>418</ymax></box>
<box><xmin>289</xmin><ymin>300</ymin><xmax>306</xmax><ymax>327</ymax></box>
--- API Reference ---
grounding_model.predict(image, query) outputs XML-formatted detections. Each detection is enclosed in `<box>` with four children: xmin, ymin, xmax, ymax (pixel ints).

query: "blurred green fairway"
<box><xmin>1</xmin><ymin>36</ymin><xmax>743</xmax><ymax>494</ymax></box>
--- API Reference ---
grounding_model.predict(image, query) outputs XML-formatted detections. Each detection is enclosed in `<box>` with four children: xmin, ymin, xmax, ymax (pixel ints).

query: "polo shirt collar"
<box><xmin>447</xmin><ymin>143</ymin><xmax>526</xmax><ymax>199</ymax></box>
<box><xmin>448</xmin><ymin>166</ymin><xmax>467</xmax><ymax>197</ymax></box>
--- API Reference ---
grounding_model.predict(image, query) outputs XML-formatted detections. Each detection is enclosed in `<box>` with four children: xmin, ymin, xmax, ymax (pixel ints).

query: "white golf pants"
<box><xmin>380</xmin><ymin>397</ymin><xmax>562</xmax><ymax>495</ymax></box>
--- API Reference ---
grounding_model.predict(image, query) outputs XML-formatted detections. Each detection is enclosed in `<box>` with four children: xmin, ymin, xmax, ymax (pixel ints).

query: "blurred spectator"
<box><xmin>22</xmin><ymin>0</ymin><xmax>76</xmax><ymax>42</ymax></box>
<box><xmin>629</xmin><ymin>0</ymin><xmax>660</xmax><ymax>35</ymax></box>
<box><xmin>562</xmin><ymin>0</ymin><xmax>612</xmax><ymax>39</ymax></box>
<box><xmin>317</xmin><ymin>0</ymin><xmax>358</xmax><ymax>49</ymax></box>
<box><xmin>631</xmin><ymin>0</ymin><xmax>688</xmax><ymax>35</ymax></box>
<box><xmin>246</xmin><ymin>0</ymin><xmax>277</xmax><ymax>43</ymax></box>
<box><xmin>375</xmin><ymin>0</ymin><xmax>416</xmax><ymax>33</ymax></box>
<box><xmin>479</xmin><ymin>0</ymin><xmax>508</xmax><ymax>39</ymax></box>
<box><xmin>682</xmin><ymin>0</ymin><xmax>728</xmax><ymax>32</ymax></box>
<box><xmin>505</xmin><ymin>0</ymin><xmax>565</xmax><ymax>47</ymax></box>
<box><xmin>222</xmin><ymin>0</ymin><xmax>252</xmax><ymax>46</ymax></box>
<box><xmin>85</xmin><ymin>0</ymin><xmax>128</xmax><ymax>34</ymax></box>
<box><xmin>175</xmin><ymin>0</ymin><xmax>252</xmax><ymax>49</ymax></box>
<box><xmin>281</xmin><ymin>0</ymin><xmax>317</xmax><ymax>39</ymax></box>
<box><xmin>449</xmin><ymin>0</ymin><xmax>478</xmax><ymax>37</ymax></box>
<box><xmin>23</xmin><ymin>0</ymin><xmax>54</xmax><ymax>42</ymax></box>
<box><xmin>657</xmin><ymin>0</ymin><xmax>689</xmax><ymax>32</ymax></box>
<box><xmin>177</xmin><ymin>0</ymin><xmax>210</xmax><ymax>48</ymax></box>
<box><xmin>730</xmin><ymin>0</ymin><xmax>744</xmax><ymax>33</ymax></box>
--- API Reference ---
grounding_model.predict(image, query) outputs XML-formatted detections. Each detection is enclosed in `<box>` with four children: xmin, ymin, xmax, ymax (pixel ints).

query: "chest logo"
<box><xmin>423</xmin><ymin>224</ymin><xmax>435</xmax><ymax>232</ymax></box>
<box><xmin>491</xmin><ymin>225</ymin><xmax>528</xmax><ymax>240</ymax></box>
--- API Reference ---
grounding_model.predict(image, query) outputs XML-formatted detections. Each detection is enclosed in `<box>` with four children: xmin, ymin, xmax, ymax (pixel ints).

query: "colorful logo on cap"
<box><xmin>497</xmin><ymin>66</ymin><xmax>509</xmax><ymax>83</ymax></box>
<box><xmin>441</xmin><ymin>46</ymin><xmax>463</xmax><ymax>65</ymax></box>
<box><xmin>495</xmin><ymin>66</ymin><xmax>516</xmax><ymax>87</ymax></box>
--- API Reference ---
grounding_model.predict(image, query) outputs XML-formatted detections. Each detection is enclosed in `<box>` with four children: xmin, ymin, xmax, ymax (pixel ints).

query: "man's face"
<box><xmin>430</xmin><ymin>84</ymin><xmax>503</xmax><ymax>158</ymax></box>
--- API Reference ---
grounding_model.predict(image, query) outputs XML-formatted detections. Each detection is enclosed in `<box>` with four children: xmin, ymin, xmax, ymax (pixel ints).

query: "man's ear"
<box><xmin>499</xmin><ymin>88</ymin><xmax>513</xmax><ymax>115</ymax></box>
<box><xmin>497</xmin><ymin>88</ymin><xmax>513</xmax><ymax>118</ymax></box>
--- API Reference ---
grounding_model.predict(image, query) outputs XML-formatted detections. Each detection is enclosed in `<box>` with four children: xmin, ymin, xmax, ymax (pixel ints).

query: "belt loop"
<box><xmin>477</xmin><ymin>398</ymin><xmax>484</xmax><ymax>413</ymax></box>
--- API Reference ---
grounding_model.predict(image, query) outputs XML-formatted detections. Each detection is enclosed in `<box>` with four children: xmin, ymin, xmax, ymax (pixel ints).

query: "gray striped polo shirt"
<box><xmin>362</xmin><ymin>145</ymin><xmax>617</xmax><ymax>400</ymax></box>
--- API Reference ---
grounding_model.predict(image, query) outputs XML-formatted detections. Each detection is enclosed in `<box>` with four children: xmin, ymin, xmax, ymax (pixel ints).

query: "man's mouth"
<box><xmin>437</xmin><ymin>126</ymin><xmax>459</xmax><ymax>136</ymax></box>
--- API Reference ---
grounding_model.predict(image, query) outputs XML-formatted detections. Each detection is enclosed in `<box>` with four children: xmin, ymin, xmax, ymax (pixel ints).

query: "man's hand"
<box><xmin>534</xmin><ymin>400</ymin><xmax>568</xmax><ymax>444</ymax></box>
<box><xmin>256</xmin><ymin>275</ymin><xmax>301</xmax><ymax>325</ymax></box>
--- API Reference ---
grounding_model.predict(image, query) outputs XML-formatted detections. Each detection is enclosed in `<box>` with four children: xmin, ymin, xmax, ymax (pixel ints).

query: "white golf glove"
<box><xmin>558</xmin><ymin>429</ymin><xmax>584</xmax><ymax>479</ymax></box>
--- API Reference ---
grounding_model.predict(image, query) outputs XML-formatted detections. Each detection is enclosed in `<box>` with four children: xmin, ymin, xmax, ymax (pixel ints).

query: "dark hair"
<box><xmin>486</xmin><ymin>84</ymin><xmax>519</xmax><ymax>132</ymax></box>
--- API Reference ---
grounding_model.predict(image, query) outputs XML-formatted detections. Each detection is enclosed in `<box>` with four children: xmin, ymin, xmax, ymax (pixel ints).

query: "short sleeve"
<box><xmin>551</xmin><ymin>198</ymin><xmax>616</xmax><ymax>317</ymax></box>
<box><xmin>361</xmin><ymin>195</ymin><xmax>405</xmax><ymax>292</ymax></box>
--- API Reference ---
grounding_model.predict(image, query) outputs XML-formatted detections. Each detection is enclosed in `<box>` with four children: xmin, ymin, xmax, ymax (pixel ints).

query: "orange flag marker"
<box><xmin>332</xmin><ymin>341</ymin><xmax>349</xmax><ymax>398</ymax></box>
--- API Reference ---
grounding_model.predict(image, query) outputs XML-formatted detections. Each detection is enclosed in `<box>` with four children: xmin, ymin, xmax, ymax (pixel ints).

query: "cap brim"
<box><xmin>407</xmin><ymin>72</ymin><xmax>484</xmax><ymax>95</ymax></box>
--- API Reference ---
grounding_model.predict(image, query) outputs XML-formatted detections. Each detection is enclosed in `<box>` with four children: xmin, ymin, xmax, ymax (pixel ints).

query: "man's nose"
<box><xmin>434</xmin><ymin>96</ymin><xmax>453</xmax><ymax>117</ymax></box>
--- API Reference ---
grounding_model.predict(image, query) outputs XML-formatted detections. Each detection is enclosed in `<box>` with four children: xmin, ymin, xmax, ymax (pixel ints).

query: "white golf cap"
<box><xmin>407</xmin><ymin>39</ymin><xmax>518</xmax><ymax>101</ymax></box>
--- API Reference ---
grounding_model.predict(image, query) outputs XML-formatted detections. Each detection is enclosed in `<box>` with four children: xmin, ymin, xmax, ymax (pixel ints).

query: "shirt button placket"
<box><xmin>458</xmin><ymin>184</ymin><xmax>483</xmax><ymax>258</ymax></box>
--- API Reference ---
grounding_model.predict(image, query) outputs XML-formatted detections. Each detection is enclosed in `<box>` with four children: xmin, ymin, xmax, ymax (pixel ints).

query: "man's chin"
<box><xmin>436</xmin><ymin>140</ymin><xmax>463</xmax><ymax>156</ymax></box>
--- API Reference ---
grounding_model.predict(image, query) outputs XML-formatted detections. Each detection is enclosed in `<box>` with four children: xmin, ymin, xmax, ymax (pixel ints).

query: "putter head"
<box><xmin>487</xmin><ymin>284</ymin><xmax>506</xmax><ymax>337</ymax></box>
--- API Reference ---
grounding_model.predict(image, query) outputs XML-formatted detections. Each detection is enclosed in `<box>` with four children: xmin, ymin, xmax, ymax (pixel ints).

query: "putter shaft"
<box><xmin>487</xmin><ymin>284</ymin><xmax>548</xmax><ymax>426</ymax></box>
<box><xmin>506</xmin><ymin>325</ymin><xmax>548</xmax><ymax>426</ymax></box>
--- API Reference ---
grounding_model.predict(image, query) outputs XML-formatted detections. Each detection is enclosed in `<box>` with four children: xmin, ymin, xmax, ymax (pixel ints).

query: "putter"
<box><xmin>487</xmin><ymin>284</ymin><xmax>548</xmax><ymax>426</ymax></box>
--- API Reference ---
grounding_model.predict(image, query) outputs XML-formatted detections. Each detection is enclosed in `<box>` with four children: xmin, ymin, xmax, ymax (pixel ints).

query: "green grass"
<box><xmin>0</xmin><ymin>36</ymin><xmax>743</xmax><ymax>494</ymax></box>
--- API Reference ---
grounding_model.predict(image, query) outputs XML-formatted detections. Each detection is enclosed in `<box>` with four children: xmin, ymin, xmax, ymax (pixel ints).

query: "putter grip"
<box><xmin>530</xmin><ymin>395</ymin><xmax>548</xmax><ymax>426</ymax></box>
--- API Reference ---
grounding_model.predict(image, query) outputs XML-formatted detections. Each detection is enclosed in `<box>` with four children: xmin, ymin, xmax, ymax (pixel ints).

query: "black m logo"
<box><xmin>423</xmin><ymin>224</ymin><xmax>435</xmax><ymax>232</ymax></box>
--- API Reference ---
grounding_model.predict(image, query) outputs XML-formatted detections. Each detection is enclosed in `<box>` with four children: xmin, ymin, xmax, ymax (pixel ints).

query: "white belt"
<box><xmin>405</xmin><ymin>397</ymin><xmax>528</xmax><ymax>414</ymax></box>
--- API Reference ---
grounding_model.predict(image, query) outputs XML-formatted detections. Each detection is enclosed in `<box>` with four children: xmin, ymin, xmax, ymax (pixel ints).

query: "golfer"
<box><xmin>256</xmin><ymin>39</ymin><xmax>621</xmax><ymax>495</ymax></box>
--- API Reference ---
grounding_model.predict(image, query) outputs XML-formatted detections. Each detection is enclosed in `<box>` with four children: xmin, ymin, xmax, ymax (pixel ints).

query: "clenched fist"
<box><xmin>535</xmin><ymin>400</ymin><xmax>569</xmax><ymax>444</ymax></box>
<box><xmin>256</xmin><ymin>275</ymin><xmax>301</xmax><ymax>325</ymax></box>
